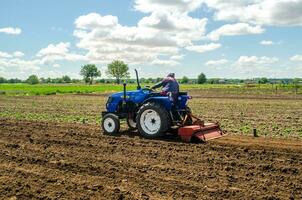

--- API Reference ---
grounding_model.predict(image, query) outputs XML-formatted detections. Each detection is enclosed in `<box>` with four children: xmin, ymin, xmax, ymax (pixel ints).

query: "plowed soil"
<box><xmin>1</xmin><ymin>119</ymin><xmax>301</xmax><ymax>200</ymax></box>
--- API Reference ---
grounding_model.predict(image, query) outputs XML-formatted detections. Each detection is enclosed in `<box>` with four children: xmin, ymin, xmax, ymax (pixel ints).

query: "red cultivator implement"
<box><xmin>178</xmin><ymin>113</ymin><xmax>225</xmax><ymax>143</ymax></box>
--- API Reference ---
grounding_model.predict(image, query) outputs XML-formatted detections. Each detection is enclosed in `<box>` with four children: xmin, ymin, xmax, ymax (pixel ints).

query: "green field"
<box><xmin>0</xmin><ymin>84</ymin><xmax>137</xmax><ymax>96</ymax></box>
<box><xmin>0</xmin><ymin>83</ymin><xmax>301</xmax><ymax>96</ymax></box>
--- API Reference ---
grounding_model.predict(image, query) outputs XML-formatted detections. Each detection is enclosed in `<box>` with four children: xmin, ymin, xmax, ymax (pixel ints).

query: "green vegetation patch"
<box><xmin>0</xmin><ymin>83</ymin><xmax>301</xmax><ymax>96</ymax></box>
<box><xmin>0</xmin><ymin>84</ymin><xmax>137</xmax><ymax>96</ymax></box>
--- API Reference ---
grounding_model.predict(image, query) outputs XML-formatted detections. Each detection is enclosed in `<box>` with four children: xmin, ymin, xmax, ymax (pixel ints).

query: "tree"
<box><xmin>293</xmin><ymin>78</ymin><xmax>301</xmax><ymax>84</ymax></box>
<box><xmin>140</xmin><ymin>78</ymin><xmax>146</xmax><ymax>83</ymax></box>
<box><xmin>197</xmin><ymin>73</ymin><xmax>206</xmax><ymax>84</ymax></box>
<box><xmin>62</xmin><ymin>75</ymin><xmax>71</xmax><ymax>83</ymax></box>
<box><xmin>181</xmin><ymin>76</ymin><xmax>189</xmax><ymax>84</ymax></box>
<box><xmin>26</xmin><ymin>75</ymin><xmax>39</xmax><ymax>85</ymax></box>
<box><xmin>45</xmin><ymin>77</ymin><xmax>52</xmax><ymax>83</ymax></box>
<box><xmin>98</xmin><ymin>79</ymin><xmax>106</xmax><ymax>83</ymax></box>
<box><xmin>80</xmin><ymin>64</ymin><xmax>101</xmax><ymax>85</ymax></box>
<box><xmin>257</xmin><ymin>77</ymin><xmax>268</xmax><ymax>84</ymax></box>
<box><xmin>8</xmin><ymin>78</ymin><xmax>22</xmax><ymax>83</ymax></box>
<box><xmin>52</xmin><ymin>77</ymin><xmax>63</xmax><ymax>83</ymax></box>
<box><xmin>0</xmin><ymin>77</ymin><xmax>6</xmax><ymax>83</ymax></box>
<box><xmin>72</xmin><ymin>79</ymin><xmax>81</xmax><ymax>83</ymax></box>
<box><xmin>207</xmin><ymin>78</ymin><xmax>220</xmax><ymax>84</ymax></box>
<box><xmin>39</xmin><ymin>77</ymin><xmax>46</xmax><ymax>83</ymax></box>
<box><xmin>106</xmin><ymin>60</ymin><xmax>129</xmax><ymax>84</ymax></box>
<box><xmin>147</xmin><ymin>78</ymin><xmax>154</xmax><ymax>83</ymax></box>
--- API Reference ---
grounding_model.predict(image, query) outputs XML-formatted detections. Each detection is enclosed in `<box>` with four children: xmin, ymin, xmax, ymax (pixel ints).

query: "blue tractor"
<box><xmin>101</xmin><ymin>70</ymin><xmax>224</xmax><ymax>142</ymax></box>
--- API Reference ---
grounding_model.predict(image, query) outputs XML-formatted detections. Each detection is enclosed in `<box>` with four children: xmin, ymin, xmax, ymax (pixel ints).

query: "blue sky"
<box><xmin>0</xmin><ymin>0</ymin><xmax>302</xmax><ymax>79</ymax></box>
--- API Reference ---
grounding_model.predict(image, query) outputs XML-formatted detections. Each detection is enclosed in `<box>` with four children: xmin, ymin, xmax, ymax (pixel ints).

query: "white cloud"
<box><xmin>75</xmin><ymin>13</ymin><xmax>118</xmax><ymax>29</ymax></box>
<box><xmin>13</xmin><ymin>51</ymin><xmax>25</xmax><ymax>57</ymax></box>
<box><xmin>53</xmin><ymin>64</ymin><xmax>61</xmax><ymax>68</ymax></box>
<box><xmin>37</xmin><ymin>42</ymin><xmax>87</xmax><ymax>64</ymax></box>
<box><xmin>37</xmin><ymin>42</ymin><xmax>70</xmax><ymax>57</ymax></box>
<box><xmin>151</xmin><ymin>59</ymin><xmax>180</xmax><ymax>66</ymax></box>
<box><xmin>138</xmin><ymin>11</ymin><xmax>207</xmax><ymax>32</ymax></box>
<box><xmin>235</xmin><ymin>56</ymin><xmax>279</xmax><ymax>66</ymax></box>
<box><xmin>0</xmin><ymin>51</ymin><xmax>24</xmax><ymax>58</ymax></box>
<box><xmin>0</xmin><ymin>57</ymin><xmax>40</xmax><ymax>71</ymax></box>
<box><xmin>260</xmin><ymin>40</ymin><xmax>274</xmax><ymax>45</ymax></box>
<box><xmin>185</xmin><ymin>43</ymin><xmax>221</xmax><ymax>53</ymax></box>
<box><xmin>206</xmin><ymin>55</ymin><xmax>283</xmax><ymax>78</ymax></box>
<box><xmin>0</xmin><ymin>27</ymin><xmax>22</xmax><ymax>35</ymax></box>
<box><xmin>0</xmin><ymin>50</ymin><xmax>42</xmax><ymax>78</ymax></box>
<box><xmin>202</xmin><ymin>0</ymin><xmax>302</xmax><ymax>26</ymax></box>
<box><xmin>206</xmin><ymin>59</ymin><xmax>228</xmax><ymax>66</ymax></box>
<box><xmin>170</xmin><ymin>54</ymin><xmax>184</xmax><ymax>60</ymax></box>
<box><xmin>138</xmin><ymin>11</ymin><xmax>207</xmax><ymax>46</ymax></box>
<box><xmin>74</xmin><ymin>4</ymin><xmax>211</xmax><ymax>66</ymax></box>
<box><xmin>290</xmin><ymin>55</ymin><xmax>302</xmax><ymax>62</ymax></box>
<box><xmin>207</xmin><ymin>23</ymin><xmax>265</xmax><ymax>41</ymax></box>
<box><xmin>0</xmin><ymin>51</ymin><xmax>12</xmax><ymax>58</ymax></box>
<box><xmin>134</xmin><ymin>0</ymin><xmax>203</xmax><ymax>13</ymax></box>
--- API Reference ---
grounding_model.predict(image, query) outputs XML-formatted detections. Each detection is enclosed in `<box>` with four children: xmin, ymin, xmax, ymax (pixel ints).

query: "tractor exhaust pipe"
<box><xmin>135</xmin><ymin>69</ymin><xmax>141</xmax><ymax>90</ymax></box>
<box><xmin>123</xmin><ymin>83</ymin><xmax>127</xmax><ymax>101</ymax></box>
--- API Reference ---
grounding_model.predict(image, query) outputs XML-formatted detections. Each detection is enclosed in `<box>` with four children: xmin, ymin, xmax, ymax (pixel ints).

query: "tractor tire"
<box><xmin>101</xmin><ymin>113</ymin><xmax>120</xmax><ymax>135</ymax></box>
<box><xmin>136</xmin><ymin>102</ymin><xmax>170</xmax><ymax>139</ymax></box>
<box><xmin>126</xmin><ymin>117</ymin><xmax>137</xmax><ymax>130</ymax></box>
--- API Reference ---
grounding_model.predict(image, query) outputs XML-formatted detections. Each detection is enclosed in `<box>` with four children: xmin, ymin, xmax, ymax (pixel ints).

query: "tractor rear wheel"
<box><xmin>101</xmin><ymin>113</ymin><xmax>120</xmax><ymax>135</ymax></box>
<box><xmin>136</xmin><ymin>102</ymin><xmax>170</xmax><ymax>139</ymax></box>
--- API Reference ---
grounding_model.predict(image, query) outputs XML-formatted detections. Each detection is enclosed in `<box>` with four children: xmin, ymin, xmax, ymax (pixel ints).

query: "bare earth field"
<box><xmin>0</xmin><ymin>93</ymin><xmax>302</xmax><ymax>199</ymax></box>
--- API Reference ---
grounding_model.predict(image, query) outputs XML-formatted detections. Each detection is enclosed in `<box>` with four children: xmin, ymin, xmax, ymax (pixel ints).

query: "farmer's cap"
<box><xmin>167</xmin><ymin>73</ymin><xmax>175</xmax><ymax>78</ymax></box>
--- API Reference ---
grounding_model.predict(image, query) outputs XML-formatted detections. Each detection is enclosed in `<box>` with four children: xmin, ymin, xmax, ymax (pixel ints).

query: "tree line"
<box><xmin>0</xmin><ymin>60</ymin><xmax>301</xmax><ymax>85</ymax></box>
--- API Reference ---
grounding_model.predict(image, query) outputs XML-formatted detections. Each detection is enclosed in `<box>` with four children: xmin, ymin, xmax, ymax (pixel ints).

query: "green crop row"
<box><xmin>0</xmin><ymin>83</ymin><xmax>301</xmax><ymax>96</ymax></box>
<box><xmin>0</xmin><ymin>84</ymin><xmax>137</xmax><ymax>96</ymax></box>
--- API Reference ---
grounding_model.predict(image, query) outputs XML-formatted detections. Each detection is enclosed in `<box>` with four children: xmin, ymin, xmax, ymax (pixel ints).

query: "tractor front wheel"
<box><xmin>136</xmin><ymin>102</ymin><xmax>170</xmax><ymax>139</ymax></box>
<box><xmin>101</xmin><ymin>113</ymin><xmax>120</xmax><ymax>135</ymax></box>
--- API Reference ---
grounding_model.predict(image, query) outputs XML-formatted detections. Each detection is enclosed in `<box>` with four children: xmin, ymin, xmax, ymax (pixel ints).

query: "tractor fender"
<box><xmin>142</xmin><ymin>97</ymin><xmax>172</xmax><ymax>111</ymax></box>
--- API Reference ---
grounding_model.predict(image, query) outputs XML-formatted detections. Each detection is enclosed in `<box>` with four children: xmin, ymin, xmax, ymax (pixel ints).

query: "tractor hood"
<box><xmin>110</xmin><ymin>89</ymin><xmax>148</xmax><ymax>98</ymax></box>
<box><xmin>109</xmin><ymin>89</ymin><xmax>149</xmax><ymax>104</ymax></box>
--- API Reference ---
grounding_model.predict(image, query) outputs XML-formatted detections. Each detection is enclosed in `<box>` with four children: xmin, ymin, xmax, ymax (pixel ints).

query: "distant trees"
<box><xmin>7</xmin><ymin>78</ymin><xmax>22</xmax><ymax>84</ymax></box>
<box><xmin>293</xmin><ymin>78</ymin><xmax>301</xmax><ymax>84</ymax></box>
<box><xmin>147</xmin><ymin>78</ymin><xmax>154</xmax><ymax>83</ymax></box>
<box><xmin>0</xmin><ymin>77</ymin><xmax>22</xmax><ymax>84</ymax></box>
<box><xmin>80</xmin><ymin>64</ymin><xmax>101</xmax><ymax>85</ymax></box>
<box><xmin>181</xmin><ymin>76</ymin><xmax>189</xmax><ymax>84</ymax></box>
<box><xmin>47</xmin><ymin>78</ymin><xmax>53</xmax><ymax>83</ymax></box>
<box><xmin>156</xmin><ymin>77</ymin><xmax>162</xmax><ymax>83</ymax></box>
<box><xmin>106</xmin><ymin>60</ymin><xmax>129</xmax><ymax>84</ymax></box>
<box><xmin>257</xmin><ymin>77</ymin><xmax>269</xmax><ymax>84</ymax></box>
<box><xmin>26</xmin><ymin>75</ymin><xmax>39</xmax><ymax>85</ymax></box>
<box><xmin>62</xmin><ymin>75</ymin><xmax>71</xmax><ymax>83</ymax></box>
<box><xmin>197</xmin><ymin>73</ymin><xmax>207</xmax><ymax>84</ymax></box>
<box><xmin>207</xmin><ymin>78</ymin><xmax>220</xmax><ymax>84</ymax></box>
<box><xmin>0</xmin><ymin>77</ymin><xmax>6</xmax><ymax>83</ymax></box>
<box><xmin>40</xmin><ymin>76</ymin><xmax>79</xmax><ymax>84</ymax></box>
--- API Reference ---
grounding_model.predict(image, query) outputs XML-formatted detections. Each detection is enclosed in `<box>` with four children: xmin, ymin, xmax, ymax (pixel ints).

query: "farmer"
<box><xmin>151</xmin><ymin>73</ymin><xmax>179</xmax><ymax>101</ymax></box>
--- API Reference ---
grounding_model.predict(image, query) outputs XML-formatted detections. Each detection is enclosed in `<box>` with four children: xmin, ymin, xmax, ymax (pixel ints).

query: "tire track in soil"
<box><xmin>1</xmin><ymin>119</ymin><xmax>302</xmax><ymax>200</ymax></box>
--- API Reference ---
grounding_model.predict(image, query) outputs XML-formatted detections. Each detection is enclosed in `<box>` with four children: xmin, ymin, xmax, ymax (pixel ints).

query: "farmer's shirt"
<box><xmin>152</xmin><ymin>77</ymin><xmax>179</xmax><ymax>95</ymax></box>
